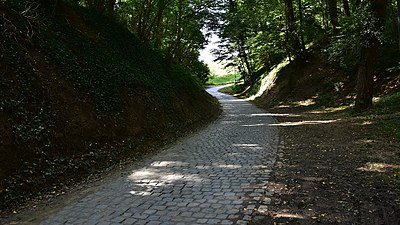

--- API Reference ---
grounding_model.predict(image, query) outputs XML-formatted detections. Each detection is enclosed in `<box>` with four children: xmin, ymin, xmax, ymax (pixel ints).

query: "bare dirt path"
<box><xmin>5</xmin><ymin>86</ymin><xmax>280</xmax><ymax>225</ymax></box>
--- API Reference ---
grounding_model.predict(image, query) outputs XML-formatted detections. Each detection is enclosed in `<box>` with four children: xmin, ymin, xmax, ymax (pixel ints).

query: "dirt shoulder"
<box><xmin>253</xmin><ymin>105</ymin><xmax>400</xmax><ymax>225</ymax></box>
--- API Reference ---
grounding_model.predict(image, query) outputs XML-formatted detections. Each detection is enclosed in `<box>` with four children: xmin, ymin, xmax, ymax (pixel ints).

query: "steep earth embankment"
<box><xmin>0</xmin><ymin>2</ymin><xmax>220</xmax><ymax>212</ymax></box>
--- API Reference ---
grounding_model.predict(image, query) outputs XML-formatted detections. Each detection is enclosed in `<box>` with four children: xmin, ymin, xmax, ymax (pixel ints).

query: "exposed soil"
<box><xmin>251</xmin><ymin>105</ymin><xmax>400</xmax><ymax>225</ymax></box>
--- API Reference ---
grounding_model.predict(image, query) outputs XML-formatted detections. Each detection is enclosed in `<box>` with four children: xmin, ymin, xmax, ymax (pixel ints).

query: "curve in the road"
<box><xmin>41</xmin><ymin>86</ymin><xmax>279</xmax><ymax>225</ymax></box>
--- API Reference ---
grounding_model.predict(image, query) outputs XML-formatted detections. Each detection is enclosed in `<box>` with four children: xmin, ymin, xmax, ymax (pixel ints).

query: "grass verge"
<box><xmin>206</xmin><ymin>74</ymin><xmax>239</xmax><ymax>85</ymax></box>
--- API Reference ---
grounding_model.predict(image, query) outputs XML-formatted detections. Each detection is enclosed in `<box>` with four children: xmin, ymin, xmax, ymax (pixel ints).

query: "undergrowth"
<box><xmin>0</xmin><ymin>1</ymin><xmax>215</xmax><ymax>211</ymax></box>
<box><xmin>373</xmin><ymin>89</ymin><xmax>400</xmax><ymax>141</ymax></box>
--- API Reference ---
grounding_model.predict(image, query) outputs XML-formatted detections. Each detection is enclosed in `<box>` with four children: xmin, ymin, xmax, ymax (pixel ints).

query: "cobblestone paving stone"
<box><xmin>41</xmin><ymin>86</ymin><xmax>279</xmax><ymax>225</ymax></box>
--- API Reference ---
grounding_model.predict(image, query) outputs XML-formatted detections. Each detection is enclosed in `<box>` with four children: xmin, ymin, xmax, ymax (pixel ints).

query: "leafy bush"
<box><xmin>374</xmin><ymin>89</ymin><xmax>400</xmax><ymax>141</ymax></box>
<box><xmin>325</xmin><ymin>4</ymin><xmax>395</xmax><ymax>76</ymax></box>
<box><xmin>374</xmin><ymin>89</ymin><xmax>400</xmax><ymax>113</ymax></box>
<box><xmin>325</xmin><ymin>11</ymin><xmax>366</xmax><ymax>75</ymax></box>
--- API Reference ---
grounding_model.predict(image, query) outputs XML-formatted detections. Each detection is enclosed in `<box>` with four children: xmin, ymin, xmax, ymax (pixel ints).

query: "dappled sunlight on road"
<box><xmin>151</xmin><ymin>161</ymin><xmax>190</xmax><ymax>167</ymax></box>
<box><xmin>242</xmin><ymin>123</ymin><xmax>268</xmax><ymax>127</ymax></box>
<box><xmin>215</xmin><ymin>164</ymin><xmax>242</xmax><ymax>169</ymax></box>
<box><xmin>249</xmin><ymin>113</ymin><xmax>301</xmax><ymax>117</ymax></box>
<box><xmin>357</xmin><ymin>162</ymin><xmax>400</xmax><ymax>173</ymax></box>
<box><xmin>41</xmin><ymin>85</ymin><xmax>279</xmax><ymax>225</ymax></box>
<box><xmin>127</xmin><ymin>166</ymin><xmax>205</xmax><ymax>197</ymax></box>
<box><xmin>219</xmin><ymin>99</ymin><xmax>247</xmax><ymax>102</ymax></box>
<box><xmin>268</xmin><ymin>119</ymin><xmax>339</xmax><ymax>126</ymax></box>
<box><xmin>231</xmin><ymin>143</ymin><xmax>260</xmax><ymax>147</ymax></box>
<box><xmin>273</xmin><ymin>212</ymin><xmax>305</xmax><ymax>219</ymax></box>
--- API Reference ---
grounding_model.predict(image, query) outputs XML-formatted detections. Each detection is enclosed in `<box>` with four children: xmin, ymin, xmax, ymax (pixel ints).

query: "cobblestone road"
<box><xmin>41</xmin><ymin>86</ymin><xmax>279</xmax><ymax>225</ymax></box>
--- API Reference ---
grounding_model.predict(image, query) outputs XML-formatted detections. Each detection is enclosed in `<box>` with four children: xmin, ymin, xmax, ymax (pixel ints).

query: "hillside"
<box><xmin>229</xmin><ymin>41</ymin><xmax>400</xmax><ymax>223</ymax></box>
<box><xmin>0</xmin><ymin>2</ymin><xmax>220</xmax><ymax>211</ymax></box>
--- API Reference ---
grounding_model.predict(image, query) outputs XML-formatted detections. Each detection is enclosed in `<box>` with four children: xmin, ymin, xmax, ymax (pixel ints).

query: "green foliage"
<box><xmin>325</xmin><ymin>9</ymin><xmax>368</xmax><ymax>75</ymax></box>
<box><xmin>374</xmin><ymin>90</ymin><xmax>400</xmax><ymax>141</ymax></box>
<box><xmin>315</xmin><ymin>77</ymin><xmax>336</xmax><ymax>106</ymax></box>
<box><xmin>0</xmin><ymin>1</ymin><xmax>206</xmax><ymax>153</ymax></box>
<box><xmin>326</xmin><ymin>1</ymin><xmax>399</xmax><ymax>76</ymax></box>
<box><xmin>315</xmin><ymin>92</ymin><xmax>335</xmax><ymax>106</ymax></box>
<box><xmin>1</xmin><ymin>2</ymin><xmax>218</xmax><ymax>209</ymax></box>
<box><xmin>3</xmin><ymin>0</ymin><xmax>27</xmax><ymax>10</ymax></box>
<box><xmin>116</xmin><ymin>0</ymin><xmax>210</xmax><ymax>83</ymax></box>
<box><xmin>206</xmin><ymin>74</ymin><xmax>239</xmax><ymax>85</ymax></box>
<box><xmin>374</xmin><ymin>89</ymin><xmax>400</xmax><ymax>114</ymax></box>
<box><xmin>190</xmin><ymin>60</ymin><xmax>211</xmax><ymax>84</ymax></box>
<box><xmin>30</xmin><ymin>5</ymin><xmax>207</xmax><ymax>112</ymax></box>
<box><xmin>218</xmin><ymin>84</ymin><xmax>245</xmax><ymax>95</ymax></box>
<box><xmin>352</xmin><ymin>89</ymin><xmax>400</xmax><ymax>141</ymax></box>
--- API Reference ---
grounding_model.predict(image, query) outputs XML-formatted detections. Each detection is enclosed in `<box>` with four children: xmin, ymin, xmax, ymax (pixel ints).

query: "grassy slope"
<box><xmin>244</xmin><ymin>39</ymin><xmax>400</xmax><ymax>149</ymax></box>
<box><xmin>0</xmin><ymin>2</ymin><xmax>220</xmax><ymax>211</ymax></box>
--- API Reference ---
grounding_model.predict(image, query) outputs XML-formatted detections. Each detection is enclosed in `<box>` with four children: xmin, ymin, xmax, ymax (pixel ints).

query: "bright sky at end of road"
<box><xmin>199</xmin><ymin>33</ymin><xmax>230</xmax><ymax>76</ymax></box>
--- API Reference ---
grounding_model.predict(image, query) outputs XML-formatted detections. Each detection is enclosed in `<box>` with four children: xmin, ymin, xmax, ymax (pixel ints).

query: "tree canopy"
<box><xmin>8</xmin><ymin>0</ymin><xmax>399</xmax><ymax>109</ymax></box>
<box><xmin>207</xmin><ymin>0</ymin><xmax>399</xmax><ymax>111</ymax></box>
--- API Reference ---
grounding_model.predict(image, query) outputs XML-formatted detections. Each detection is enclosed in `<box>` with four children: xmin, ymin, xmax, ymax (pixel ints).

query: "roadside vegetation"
<box><xmin>206</xmin><ymin>74</ymin><xmax>240</xmax><ymax>85</ymax></box>
<box><xmin>368</xmin><ymin>90</ymin><xmax>400</xmax><ymax>141</ymax></box>
<box><xmin>1</xmin><ymin>0</ymin><xmax>399</xmax><ymax>223</ymax></box>
<box><xmin>206</xmin><ymin>0</ymin><xmax>399</xmax><ymax>223</ymax></box>
<box><xmin>0</xmin><ymin>0</ymin><xmax>220</xmax><ymax>214</ymax></box>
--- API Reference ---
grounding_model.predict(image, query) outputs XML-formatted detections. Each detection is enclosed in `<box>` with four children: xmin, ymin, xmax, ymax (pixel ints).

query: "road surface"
<box><xmin>41</xmin><ymin>86</ymin><xmax>279</xmax><ymax>225</ymax></box>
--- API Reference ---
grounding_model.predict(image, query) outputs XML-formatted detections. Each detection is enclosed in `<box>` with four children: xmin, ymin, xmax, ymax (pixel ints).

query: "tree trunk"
<box><xmin>343</xmin><ymin>0</ymin><xmax>351</xmax><ymax>16</ymax></box>
<box><xmin>355</xmin><ymin>47</ymin><xmax>377</xmax><ymax>112</ymax></box>
<box><xmin>153</xmin><ymin>0</ymin><xmax>167</xmax><ymax>48</ymax></box>
<box><xmin>285</xmin><ymin>0</ymin><xmax>302</xmax><ymax>56</ymax></box>
<box><xmin>355</xmin><ymin>0</ymin><xmax>388</xmax><ymax>112</ymax></box>
<box><xmin>397</xmin><ymin>0</ymin><xmax>400</xmax><ymax>50</ymax></box>
<box><xmin>136</xmin><ymin>1</ymin><xmax>145</xmax><ymax>38</ymax></box>
<box><xmin>321</xmin><ymin>0</ymin><xmax>329</xmax><ymax>29</ymax></box>
<box><xmin>327</xmin><ymin>0</ymin><xmax>339</xmax><ymax>34</ymax></box>
<box><xmin>142</xmin><ymin>0</ymin><xmax>154</xmax><ymax>43</ymax></box>
<box><xmin>107</xmin><ymin>0</ymin><xmax>115</xmax><ymax>16</ymax></box>
<box><xmin>298</xmin><ymin>0</ymin><xmax>305</xmax><ymax>50</ymax></box>
<box><xmin>241</xmin><ymin>49</ymin><xmax>253</xmax><ymax>85</ymax></box>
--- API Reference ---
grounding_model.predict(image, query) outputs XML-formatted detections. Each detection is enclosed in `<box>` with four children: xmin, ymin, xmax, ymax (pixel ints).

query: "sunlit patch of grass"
<box><xmin>206</xmin><ymin>74</ymin><xmax>240</xmax><ymax>85</ymax></box>
<box><xmin>219</xmin><ymin>83</ymin><xmax>245</xmax><ymax>94</ymax></box>
<box><xmin>246</xmin><ymin>59</ymin><xmax>289</xmax><ymax>100</ymax></box>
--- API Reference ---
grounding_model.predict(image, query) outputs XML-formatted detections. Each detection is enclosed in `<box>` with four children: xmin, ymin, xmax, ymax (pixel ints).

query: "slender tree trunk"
<box><xmin>107</xmin><ymin>0</ymin><xmax>115</xmax><ymax>16</ymax></box>
<box><xmin>321</xmin><ymin>0</ymin><xmax>329</xmax><ymax>29</ymax></box>
<box><xmin>285</xmin><ymin>0</ymin><xmax>302</xmax><ymax>55</ymax></box>
<box><xmin>142</xmin><ymin>0</ymin><xmax>154</xmax><ymax>43</ymax></box>
<box><xmin>343</xmin><ymin>0</ymin><xmax>351</xmax><ymax>16</ymax></box>
<box><xmin>397</xmin><ymin>0</ymin><xmax>400</xmax><ymax>50</ymax></box>
<box><xmin>136</xmin><ymin>1</ymin><xmax>145</xmax><ymax>38</ymax></box>
<box><xmin>169</xmin><ymin>0</ymin><xmax>184</xmax><ymax>60</ymax></box>
<box><xmin>298</xmin><ymin>0</ymin><xmax>305</xmax><ymax>50</ymax></box>
<box><xmin>355</xmin><ymin>0</ymin><xmax>388</xmax><ymax>112</ymax></box>
<box><xmin>153</xmin><ymin>1</ymin><xmax>166</xmax><ymax>48</ymax></box>
<box><xmin>327</xmin><ymin>0</ymin><xmax>339</xmax><ymax>34</ymax></box>
<box><xmin>241</xmin><ymin>49</ymin><xmax>253</xmax><ymax>85</ymax></box>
